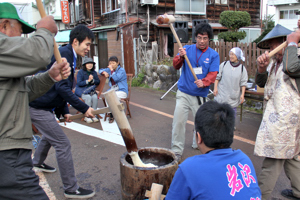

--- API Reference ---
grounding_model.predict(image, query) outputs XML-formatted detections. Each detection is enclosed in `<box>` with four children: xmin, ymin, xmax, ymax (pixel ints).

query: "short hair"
<box><xmin>195</xmin><ymin>23</ymin><xmax>213</xmax><ymax>40</ymax></box>
<box><xmin>82</xmin><ymin>62</ymin><xmax>95</xmax><ymax>71</ymax></box>
<box><xmin>69</xmin><ymin>24</ymin><xmax>95</xmax><ymax>44</ymax></box>
<box><xmin>194</xmin><ymin>101</ymin><xmax>235</xmax><ymax>149</ymax></box>
<box><xmin>108</xmin><ymin>56</ymin><xmax>119</xmax><ymax>63</ymax></box>
<box><xmin>0</xmin><ymin>19</ymin><xmax>18</xmax><ymax>28</ymax></box>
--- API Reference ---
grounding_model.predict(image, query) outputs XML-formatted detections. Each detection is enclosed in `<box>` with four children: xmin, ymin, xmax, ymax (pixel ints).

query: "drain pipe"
<box><xmin>120</xmin><ymin>27</ymin><xmax>125</xmax><ymax>69</ymax></box>
<box><xmin>140</xmin><ymin>5</ymin><xmax>149</xmax><ymax>43</ymax></box>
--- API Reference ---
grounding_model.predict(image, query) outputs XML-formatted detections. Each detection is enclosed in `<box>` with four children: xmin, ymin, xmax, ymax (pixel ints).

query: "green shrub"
<box><xmin>218</xmin><ymin>31</ymin><xmax>247</xmax><ymax>42</ymax></box>
<box><xmin>156</xmin><ymin>58</ymin><xmax>173</xmax><ymax>66</ymax></box>
<box><xmin>218</xmin><ymin>11</ymin><xmax>251</xmax><ymax>42</ymax></box>
<box><xmin>132</xmin><ymin>72</ymin><xmax>145</xmax><ymax>87</ymax></box>
<box><xmin>219</xmin><ymin>11</ymin><xmax>251</xmax><ymax>31</ymax></box>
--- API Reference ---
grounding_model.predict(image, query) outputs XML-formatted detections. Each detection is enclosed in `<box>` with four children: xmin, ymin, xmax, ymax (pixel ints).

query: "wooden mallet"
<box><xmin>156</xmin><ymin>14</ymin><xmax>198</xmax><ymax>81</ymax></box>
<box><xmin>36</xmin><ymin>0</ymin><xmax>67</xmax><ymax>79</ymax></box>
<box><xmin>58</xmin><ymin>107</ymin><xmax>115</xmax><ymax>131</ymax></box>
<box><xmin>104</xmin><ymin>90</ymin><xmax>156</xmax><ymax>168</ymax></box>
<box><xmin>145</xmin><ymin>183</ymin><xmax>165</xmax><ymax>200</ymax></box>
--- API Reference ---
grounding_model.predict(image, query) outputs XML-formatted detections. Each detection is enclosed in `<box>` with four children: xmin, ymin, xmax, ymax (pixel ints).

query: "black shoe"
<box><xmin>34</xmin><ymin>163</ymin><xmax>56</xmax><ymax>173</ymax></box>
<box><xmin>281</xmin><ymin>189</ymin><xmax>300</xmax><ymax>200</ymax></box>
<box><xmin>64</xmin><ymin>187</ymin><xmax>95</xmax><ymax>199</ymax></box>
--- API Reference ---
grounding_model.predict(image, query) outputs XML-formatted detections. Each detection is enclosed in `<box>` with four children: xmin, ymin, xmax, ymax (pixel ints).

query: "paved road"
<box><xmin>34</xmin><ymin>87</ymin><xmax>291</xmax><ymax>200</ymax></box>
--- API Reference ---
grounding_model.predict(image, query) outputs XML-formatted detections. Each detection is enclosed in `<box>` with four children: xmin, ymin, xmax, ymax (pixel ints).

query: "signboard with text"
<box><xmin>60</xmin><ymin>0</ymin><xmax>70</xmax><ymax>24</ymax></box>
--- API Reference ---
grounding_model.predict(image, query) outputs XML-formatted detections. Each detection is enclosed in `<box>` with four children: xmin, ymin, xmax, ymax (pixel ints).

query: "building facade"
<box><xmin>65</xmin><ymin>0</ymin><xmax>261</xmax><ymax>75</ymax></box>
<box><xmin>268</xmin><ymin>0</ymin><xmax>300</xmax><ymax>31</ymax></box>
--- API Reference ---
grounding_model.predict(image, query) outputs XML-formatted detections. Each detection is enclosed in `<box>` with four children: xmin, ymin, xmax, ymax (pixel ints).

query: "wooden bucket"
<box><xmin>120</xmin><ymin>147</ymin><xmax>179</xmax><ymax>200</ymax></box>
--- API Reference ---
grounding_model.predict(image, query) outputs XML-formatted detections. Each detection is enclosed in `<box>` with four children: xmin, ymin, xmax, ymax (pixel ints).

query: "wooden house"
<box><xmin>67</xmin><ymin>0</ymin><xmax>261</xmax><ymax>75</ymax></box>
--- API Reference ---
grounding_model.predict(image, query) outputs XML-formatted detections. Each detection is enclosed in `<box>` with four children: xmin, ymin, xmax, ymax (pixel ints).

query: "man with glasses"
<box><xmin>171</xmin><ymin>23</ymin><xmax>220</xmax><ymax>161</ymax></box>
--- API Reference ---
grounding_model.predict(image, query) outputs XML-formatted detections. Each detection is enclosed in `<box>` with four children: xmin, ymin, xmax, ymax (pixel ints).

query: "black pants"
<box><xmin>0</xmin><ymin>149</ymin><xmax>49</xmax><ymax>200</ymax></box>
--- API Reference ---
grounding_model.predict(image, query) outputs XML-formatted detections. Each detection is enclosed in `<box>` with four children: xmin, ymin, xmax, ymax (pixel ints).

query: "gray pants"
<box><xmin>258</xmin><ymin>155</ymin><xmax>300</xmax><ymax>200</ymax></box>
<box><xmin>171</xmin><ymin>90</ymin><xmax>205</xmax><ymax>155</ymax></box>
<box><xmin>0</xmin><ymin>149</ymin><xmax>49</xmax><ymax>200</ymax></box>
<box><xmin>82</xmin><ymin>93</ymin><xmax>98</xmax><ymax>110</ymax></box>
<box><xmin>30</xmin><ymin>107</ymin><xmax>78</xmax><ymax>192</ymax></box>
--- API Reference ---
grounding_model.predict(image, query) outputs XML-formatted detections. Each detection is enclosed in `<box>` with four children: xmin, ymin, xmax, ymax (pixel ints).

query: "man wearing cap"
<box><xmin>29</xmin><ymin>25</ymin><xmax>96</xmax><ymax>199</ymax></box>
<box><xmin>0</xmin><ymin>2</ymin><xmax>71</xmax><ymax>200</ymax></box>
<box><xmin>75</xmin><ymin>57</ymin><xmax>100</xmax><ymax>123</ymax></box>
<box><xmin>255</xmin><ymin>24</ymin><xmax>300</xmax><ymax>200</ymax></box>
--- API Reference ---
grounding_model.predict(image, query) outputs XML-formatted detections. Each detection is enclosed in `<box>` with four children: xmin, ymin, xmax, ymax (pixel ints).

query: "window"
<box><xmin>175</xmin><ymin>0</ymin><xmax>206</xmax><ymax>15</ymax></box>
<box><xmin>69</xmin><ymin>0</ymin><xmax>81</xmax><ymax>23</ymax></box>
<box><xmin>206</xmin><ymin>0</ymin><xmax>213</xmax><ymax>4</ymax></box>
<box><xmin>280</xmin><ymin>10</ymin><xmax>298</xmax><ymax>19</ymax></box>
<box><xmin>101</xmin><ymin>0</ymin><xmax>120</xmax><ymax>14</ymax></box>
<box><xmin>215</xmin><ymin>0</ymin><xmax>227</xmax><ymax>4</ymax></box>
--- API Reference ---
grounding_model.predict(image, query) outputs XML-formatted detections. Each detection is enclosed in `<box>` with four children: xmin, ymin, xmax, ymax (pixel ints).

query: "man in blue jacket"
<box><xmin>29</xmin><ymin>25</ymin><xmax>96</xmax><ymax>199</ymax></box>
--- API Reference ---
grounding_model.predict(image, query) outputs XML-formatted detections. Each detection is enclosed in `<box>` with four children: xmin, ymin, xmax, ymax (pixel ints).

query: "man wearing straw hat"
<box><xmin>255</xmin><ymin>24</ymin><xmax>300</xmax><ymax>200</ymax></box>
<box><xmin>0</xmin><ymin>2</ymin><xmax>71</xmax><ymax>199</ymax></box>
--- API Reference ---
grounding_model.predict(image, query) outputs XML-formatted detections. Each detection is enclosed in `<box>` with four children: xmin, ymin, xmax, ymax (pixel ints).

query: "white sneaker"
<box><xmin>92</xmin><ymin>117</ymin><xmax>99</xmax><ymax>122</ymax></box>
<box><xmin>84</xmin><ymin>117</ymin><xmax>93</xmax><ymax>124</ymax></box>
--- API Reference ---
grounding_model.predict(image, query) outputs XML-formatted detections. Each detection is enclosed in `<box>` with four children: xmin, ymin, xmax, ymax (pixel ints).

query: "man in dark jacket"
<box><xmin>0</xmin><ymin>2</ymin><xmax>70</xmax><ymax>200</ymax></box>
<box><xmin>29</xmin><ymin>25</ymin><xmax>96</xmax><ymax>199</ymax></box>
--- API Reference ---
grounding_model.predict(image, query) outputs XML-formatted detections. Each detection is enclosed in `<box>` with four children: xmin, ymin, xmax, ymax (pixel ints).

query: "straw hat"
<box><xmin>257</xmin><ymin>24</ymin><xmax>292</xmax><ymax>49</ymax></box>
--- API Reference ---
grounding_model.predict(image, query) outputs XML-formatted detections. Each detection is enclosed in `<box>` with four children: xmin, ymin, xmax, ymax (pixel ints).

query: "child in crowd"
<box><xmin>99</xmin><ymin>56</ymin><xmax>128</xmax><ymax>123</ymax></box>
<box><xmin>75</xmin><ymin>57</ymin><xmax>100</xmax><ymax>123</ymax></box>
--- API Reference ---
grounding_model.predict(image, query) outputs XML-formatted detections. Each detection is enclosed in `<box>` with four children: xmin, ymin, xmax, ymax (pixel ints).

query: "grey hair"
<box><xmin>0</xmin><ymin>18</ymin><xmax>17</xmax><ymax>27</ymax></box>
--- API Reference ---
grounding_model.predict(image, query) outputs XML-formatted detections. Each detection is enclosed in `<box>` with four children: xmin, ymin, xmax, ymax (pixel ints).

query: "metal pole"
<box><xmin>160</xmin><ymin>81</ymin><xmax>178</xmax><ymax>100</ymax></box>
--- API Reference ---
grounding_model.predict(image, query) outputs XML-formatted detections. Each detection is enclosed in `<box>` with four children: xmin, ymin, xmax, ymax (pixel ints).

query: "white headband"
<box><xmin>229</xmin><ymin>47</ymin><xmax>245</xmax><ymax>62</ymax></box>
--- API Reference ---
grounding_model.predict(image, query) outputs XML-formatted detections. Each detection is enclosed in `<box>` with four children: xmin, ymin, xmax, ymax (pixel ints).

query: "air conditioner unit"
<box><xmin>140</xmin><ymin>0</ymin><xmax>158</xmax><ymax>5</ymax></box>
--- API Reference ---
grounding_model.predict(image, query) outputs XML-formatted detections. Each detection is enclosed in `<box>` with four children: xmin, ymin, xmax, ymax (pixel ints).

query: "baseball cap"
<box><xmin>0</xmin><ymin>2</ymin><xmax>36</xmax><ymax>34</ymax></box>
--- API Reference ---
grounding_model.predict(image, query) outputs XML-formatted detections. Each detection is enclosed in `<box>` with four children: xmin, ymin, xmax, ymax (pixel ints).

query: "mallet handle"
<box><xmin>169</xmin><ymin>23</ymin><xmax>198</xmax><ymax>81</ymax></box>
<box><xmin>104</xmin><ymin>90</ymin><xmax>138</xmax><ymax>153</ymax></box>
<box><xmin>268</xmin><ymin>41</ymin><xmax>300</xmax><ymax>58</ymax></box>
<box><xmin>59</xmin><ymin>107</ymin><xmax>111</xmax><ymax>122</ymax></box>
<box><xmin>268</xmin><ymin>41</ymin><xmax>287</xmax><ymax>58</ymax></box>
<box><xmin>36</xmin><ymin>0</ymin><xmax>63</xmax><ymax>65</ymax></box>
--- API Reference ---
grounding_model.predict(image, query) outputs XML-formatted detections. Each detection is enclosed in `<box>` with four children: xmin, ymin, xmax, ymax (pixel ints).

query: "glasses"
<box><xmin>196</xmin><ymin>36</ymin><xmax>209</xmax><ymax>41</ymax></box>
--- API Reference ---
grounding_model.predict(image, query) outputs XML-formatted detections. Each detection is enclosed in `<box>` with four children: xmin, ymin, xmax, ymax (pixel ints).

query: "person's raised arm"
<box><xmin>283</xmin><ymin>30</ymin><xmax>300</xmax><ymax>77</ymax></box>
<box><xmin>0</xmin><ymin>16</ymin><xmax>58</xmax><ymax>78</ymax></box>
<box><xmin>255</xmin><ymin>51</ymin><xmax>270</xmax><ymax>87</ymax></box>
<box><xmin>26</xmin><ymin>58</ymin><xmax>70</xmax><ymax>102</ymax></box>
<box><xmin>173</xmin><ymin>47</ymin><xmax>186</xmax><ymax>70</ymax></box>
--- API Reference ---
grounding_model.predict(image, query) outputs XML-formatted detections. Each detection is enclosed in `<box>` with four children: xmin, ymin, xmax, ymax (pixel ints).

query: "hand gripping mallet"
<box><xmin>156</xmin><ymin>14</ymin><xmax>198</xmax><ymax>81</ymax></box>
<box><xmin>36</xmin><ymin>0</ymin><xmax>66</xmax><ymax>79</ymax></box>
